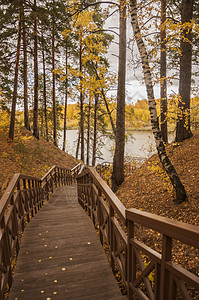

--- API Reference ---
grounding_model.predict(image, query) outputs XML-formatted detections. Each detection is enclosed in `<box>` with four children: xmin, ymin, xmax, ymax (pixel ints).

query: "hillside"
<box><xmin>116</xmin><ymin>130</ymin><xmax>199</xmax><ymax>279</ymax></box>
<box><xmin>0</xmin><ymin>126</ymin><xmax>78</xmax><ymax>197</ymax></box>
<box><xmin>117</xmin><ymin>130</ymin><xmax>199</xmax><ymax>226</ymax></box>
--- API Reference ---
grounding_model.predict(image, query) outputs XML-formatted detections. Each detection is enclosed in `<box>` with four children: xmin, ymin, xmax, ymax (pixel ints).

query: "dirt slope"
<box><xmin>117</xmin><ymin>130</ymin><xmax>199</xmax><ymax>226</ymax></box>
<box><xmin>116</xmin><ymin>130</ymin><xmax>199</xmax><ymax>281</ymax></box>
<box><xmin>0</xmin><ymin>126</ymin><xmax>78</xmax><ymax>197</ymax></box>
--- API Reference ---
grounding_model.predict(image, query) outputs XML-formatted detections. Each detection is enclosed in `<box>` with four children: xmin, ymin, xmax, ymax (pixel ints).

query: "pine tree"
<box><xmin>9</xmin><ymin>1</ymin><xmax>23</xmax><ymax>140</ymax></box>
<box><xmin>33</xmin><ymin>0</ymin><xmax>39</xmax><ymax>139</ymax></box>
<box><xmin>112</xmin><ymin>0</ymin><xmax>127</xmax><ymax>191</ymax></box>
<box><xmin>175</xmin><ymin>0</ymin><xmax>194</xmax><ymax>142</ymax></box>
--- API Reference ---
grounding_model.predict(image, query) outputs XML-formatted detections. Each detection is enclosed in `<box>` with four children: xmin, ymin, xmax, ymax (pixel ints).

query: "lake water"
<box><xmin>58</xmin><ymin>130</ymin><xmax>175</xmax><ymax>164</ymax></box>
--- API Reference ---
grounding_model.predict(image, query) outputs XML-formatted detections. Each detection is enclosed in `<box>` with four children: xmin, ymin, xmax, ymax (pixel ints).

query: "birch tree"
<box><xmin>129</xmin><ymin>0</ymin><xmax>187</xmax><ymax>204</ymax></box>
<box><xmin>160</xmin><ymin>0</ymin><xmax>167</xmax><ymax>143</ymax></box>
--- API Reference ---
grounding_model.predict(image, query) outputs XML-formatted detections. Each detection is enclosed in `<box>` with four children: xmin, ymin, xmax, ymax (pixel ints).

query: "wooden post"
<box><xmin>168</xmin><ymin>274</ymin><xmax>177</xmax><ymax>300</ymax></box>
<box><xmin>28</xmin><ymin>179</ymin><xmax>34</xmax><ymax>217</ymax></box>
<box><xmin>109</xmin><ymin>204</ymin><xmax>115</xmax><ymax>270</ymax></box>
<box><xmin>20</xmin><ymin>179</ymin><xmax>26</xmax><ymax>228</ymax></box>
<box><xmin>97</xmin><ymin>189</ymin><xmax>103</xmax><ymax>245</ymax></box>
<box><xmin>32</xmin><ymin>180</ymin><xmax>37</xmax><ymax>214</ymax></box>
<box><xmin>160</xmin><ymin>235</ymin><xmax>172</xmax><ymax>299</ymax></box>
<box><xmin>154</xmin><ymin>262</ymin><xmax>161</xmax><ymax>300</ymax></box>
<box><xmin>46</xmin><ymin>176</ymin><xmax>49</xmax><ymax>200</ymax></box>
<box><xmin>54</xmin><ymin>168</ymin><xmax>57</xmax><ymax>189</ymax></box>
<box><xmin>127</xmin><ymin>219</ymin><xmax>135</xmax><ymax>299</ymax></box>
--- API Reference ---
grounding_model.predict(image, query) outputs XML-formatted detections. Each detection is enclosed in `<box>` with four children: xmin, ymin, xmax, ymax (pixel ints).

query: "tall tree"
<box><xmin>33</xmin><ymin>0</ymin><xmax>39</xmax><ymax>139</ymax></box>
<box><xmin>129</xmin><ymin>0</ymin><xmax>187</xmax><ymax>204</ymax></box>
<box><xmin>112</xmin><ymin>0</ymin><xmax>126</xmax><ymax>191</ymax></box>
<box><xmin>52</xmin><ymin>0</ymin><xmax>58</xmax><ymax>146</ymax></box>
<box><xmin>63</xmin><ymin>42</ymin><xmax>68</xmax><ymax>151</ymax></box>
<box><xmin>9</xmin><ymin>2</ymin><xmax>22</xmax><ymax>140</ymax></box>
<box><xmin>92</xmin><ymin>93</ymin><xmax>98</xmax><ymax>166</ymax></box>
<box><xmin>22</xmin><ymin>0</ymin><xmax>30</xmax><ymax>131</ymax></box>
<box><xmin>0</xmin><ymin>2</ymin><xmax>21</xmax><ymax>102</ymax></box>
<box><xmin>175</xmin><ymin>0</ymin><xmax>193</xmax><ymax>142</ymax></box>
<box><xmin>79</xmin><ymin>29</ymin><xmax>85</xmax><ymax>162</ymax></box>
<box><xmin>160</xmin><ymin>0</ymin><xmax>167</xmax><ymax>143</ymax></box>
<box><xmin>41</xmin><ymin>34</ymin><xmax>49</xmax><ymax>141</ymax></box>
<box><xmin>86</xmin><ymin>96</ymin><xmax>91</xmax><ymax>165</ymax></box>
<box><xmin>76</xmin><ymin>127</ymin><xmax>81</xmax><ymax>159</ymax></box>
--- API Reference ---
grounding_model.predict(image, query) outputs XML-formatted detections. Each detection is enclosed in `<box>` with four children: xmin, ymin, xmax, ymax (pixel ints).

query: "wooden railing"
<box><xmin>71</xmin><ymin>162</ymin><xmax>85</xmax><ymax>179</ymax></box>
<box><xmin>1</xmin><ymin>163</ymin><xmax>198</xmax><ymax>299</ymax></box>
<box><xmin>0</xmin><ymin>165</ymin><xmax>72</xmax><ymax>299</ymax></box>
<box><xmin>76</xmin><ymin>167</ymin><xmax>199</xmax><ymax>300</ymax></box>
<box><xmin>95</xmin><ymin>161</ymin><xmax>140</xmax><ymax>186</ymax></box>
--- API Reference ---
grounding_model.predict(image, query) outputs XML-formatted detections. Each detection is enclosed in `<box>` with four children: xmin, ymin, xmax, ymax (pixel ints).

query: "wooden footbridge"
<box><xmin>0</xmin><ymin>164</ymin><xmax>198</xmax><ymax>299</ymax></box>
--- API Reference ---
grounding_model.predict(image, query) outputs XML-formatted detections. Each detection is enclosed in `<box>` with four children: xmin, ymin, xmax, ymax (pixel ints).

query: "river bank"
<box><xmin>58</xmin><ymin>129</ymin><xmax>176</xmax><ymax>164</ymax></box>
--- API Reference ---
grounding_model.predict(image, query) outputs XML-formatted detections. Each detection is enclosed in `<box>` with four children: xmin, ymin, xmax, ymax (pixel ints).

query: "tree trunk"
<box><xmin>160</xmin><ymin>0</ymin><xmax>167</xmax><ymax>143</ymax></box>
<box><xmin>86</xmin><ymin>99</ymin><xmax>91</xmax><ymax>165</ymax></box>
<box><xmin>129</xmin><ymin>0</ymin><xmax>187</xmax><ymax>204</ymax></box>
<box><xmin>101</xmin><ymin>88</ymin><xmax>116</xmax><ymax>136</ymax></box>
<box><xmin>92</xmin><ymin>93</ymin><xmax>98</xmax><ymax>166</ymax></box>
<box><xmin>92</xmin><ymin>63</ymin><xmax>116</xmax><ymax>136</ymax></box>
<box><xmin>42</xmin><ymin>37</ymin><xmax>49</xmax><ymax>141</ymax></box>
<box><xmin>63</xmin><ymin>42</ymin><xmax>68</xmax><ymax>151</ymax></box>
<box><xmin>112</xmin><ymin>0</ymin><xmax>126</xmax><ymax>192</ymax></box>
<box><xmin>9</xmin><ymin>4</ymin><xmax>22</xmax><ymax>140</ymax></box>
<box><xmin>40</xmin><ymin>103</ymin><xmax>44</xmax><ymax>136</ymax></box>
<box><xmin>22</xmin><ymin>0</ymin><xmax>30</xmax><ymax>131</ymax></box>
<box><xmin>33</xmin><ymin>0</ymin><xmax>39</xmax><ymax>139</ymax></box>
<box><xmin>52</xmin><ymin>1</ymin><xmax>57</xmax><ymax>146</ymax></box>
<box><xmin>175</xmin><ymin>0</ymin><xmax>193</xmax><ymax>142</ymax></box>
<box><xmin>76</xmin><ymin>127</ymin><xmax>81</xmax><ymax>159</ymax></box>
<box><xmin>79</xmin><ymin>32</ymin><xmax>84</xmax><ymax>162</ymax></box>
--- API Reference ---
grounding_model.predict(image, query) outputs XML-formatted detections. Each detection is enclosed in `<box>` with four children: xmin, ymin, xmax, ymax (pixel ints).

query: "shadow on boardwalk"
<box><xmin>9</xmin><ymin>184</ymin><xmax>125</xmax><ymax>300</ymax></box>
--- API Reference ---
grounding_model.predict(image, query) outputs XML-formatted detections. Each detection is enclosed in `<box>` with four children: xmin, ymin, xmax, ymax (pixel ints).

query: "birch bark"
<box><xmin>129</xmin><ymin>0</ymin><xmax>187</xmax><ymax>204</ymax></box>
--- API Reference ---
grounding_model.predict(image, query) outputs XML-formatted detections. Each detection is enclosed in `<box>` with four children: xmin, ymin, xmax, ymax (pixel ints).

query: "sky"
<box><xmin>103</xmin><ymin>4</ymin><xmax>179</xmax><ymax>104</ymax></box>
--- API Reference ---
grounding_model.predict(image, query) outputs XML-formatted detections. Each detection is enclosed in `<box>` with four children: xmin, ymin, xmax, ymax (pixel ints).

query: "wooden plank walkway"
<box><xmin>9</xmin><ymin>184</ymin><xmax>125</xmax><ymax>300</ymax></box>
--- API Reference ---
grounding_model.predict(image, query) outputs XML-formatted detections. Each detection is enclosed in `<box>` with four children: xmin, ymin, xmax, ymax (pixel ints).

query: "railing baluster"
<box><xmin>1</xmin><ymin>164</ymin><xmax>198</xmax><ymax>300</ymax></box>
<box><xmin>97</xmin><ymin>189</ymin><xmax>103</xmax><ymax>245</ymax></box>
<box><xmin>127</xmin><ymin>220</ymin><xmax>134</xmax><ymax>299</ymax></box>
<box><xmin>109</xmin><ymin>205</ymin><xmax>115</xmax><ymax>270</ymax></box>
<box><xmin>160</xmin><ymin>235</ymin><xmax>172</xmax><ymax>300</ymax></box>
<box><xmin>0</xmin><ymin>165</ymin><xmax>73</xmax><ymax>298</ymax></box>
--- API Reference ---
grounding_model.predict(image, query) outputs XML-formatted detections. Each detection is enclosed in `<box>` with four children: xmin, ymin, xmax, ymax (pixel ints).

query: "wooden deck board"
<box><xmin>9</xmin><ymin>184</ymin><xmax>125</xmax><ymax>299</ymax></box>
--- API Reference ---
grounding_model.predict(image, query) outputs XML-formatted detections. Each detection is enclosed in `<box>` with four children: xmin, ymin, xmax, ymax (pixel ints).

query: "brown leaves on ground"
<box><xmin>117</xmin><ymin>129</ymin><xmax>199</xmax><ymax>225</ymax></box>
<box><xmin>116</xmin><ymin>130</ymin><xmax>199</xmax><ymax>282</ymax></box>
<box><xmin>0</xmin><ymin>126</ymin><xmax>78</xmax><ymax>197</ymax></box>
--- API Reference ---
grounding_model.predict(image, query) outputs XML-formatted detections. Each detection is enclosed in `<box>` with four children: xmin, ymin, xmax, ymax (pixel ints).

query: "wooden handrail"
<box><xmin>0</xmin><ymin>173</ymin><xmax>21</xmax><ymax>219</ymax></box>
<box><xmin>71</xmin><ymin>162</ymin><xmax>82</xmax><ymax>173</ymax></box>
<box><xmin>76</xmin><ymin>166</ymin><xmax>199</xmax><ymax>300</ymax></box>
<box><xmin>126</xmin><ymin>208</ymin><xmax>199</xmax><ymax>249</ymax></box>
<box><xmin>41</xmin><ymin>165</ymin><xmax>71</xmax><ymax>182</ymax></box>
<box><xmin>1</xmin><ymin>163</ymin><xmax>198</xmax><ymax>300</ymax></box>
<box><xmin>0</xmin><ymin>174</ymin><xmax>41</xmax><ymax>220</ymax></box>
<box><xmin>88</xmin><ymin>167</ymin><xmax>126</xmax><ymax>223</ymax></box>
<box><xmin>0</xmin><ymin>165</ymin><xmax>73</xmax><ymax>299</ymax></box>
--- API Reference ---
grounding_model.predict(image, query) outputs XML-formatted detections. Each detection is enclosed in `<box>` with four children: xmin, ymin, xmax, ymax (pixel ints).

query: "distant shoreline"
<box><xmin>61</xmin><ymin>126</ymin><xmax>176</xmax><ymax>133</ymax></box>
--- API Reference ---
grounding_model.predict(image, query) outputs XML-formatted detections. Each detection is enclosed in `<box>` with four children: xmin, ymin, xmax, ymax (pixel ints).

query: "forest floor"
<box><xmin>0</xmin><ymin>124</ymin><xmax>198</xmax><ymax>296</ymax></box>
<box><xmin>0</xmin><ymin>125</ymin><xmax>78</xmax><ymax>198</ymax></box>
<box><xmin>116</xmin><ymin>129</ymin><xmax>199</xmax><ymax>289</ymax></box>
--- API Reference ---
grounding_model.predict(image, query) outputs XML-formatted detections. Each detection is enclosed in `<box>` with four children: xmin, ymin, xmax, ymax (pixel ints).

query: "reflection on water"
<box><xmin>58</xmin><ymin>130</ymin><xmax>175</xmax><ymax>164</ymax></box>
